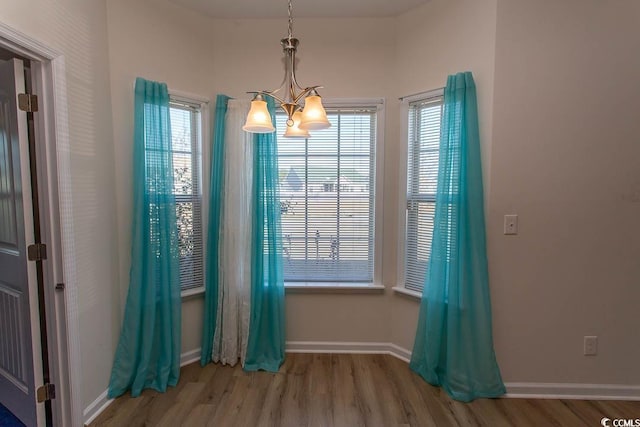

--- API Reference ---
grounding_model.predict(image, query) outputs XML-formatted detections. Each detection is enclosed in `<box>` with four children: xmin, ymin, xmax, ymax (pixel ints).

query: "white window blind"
<box><xmin>276</xmin><ymin>107</ymin><xmax>377</xmax><ymax>283</ymax></box>
<box><xmin>169</xmin><ymin>99</ymin><xmax>203</xmax><ymax>290</ymax></box>
<box><xmin>405</xmin><ymin>96</ymin><xmax>443</xmax><ymax>292</ymax></box>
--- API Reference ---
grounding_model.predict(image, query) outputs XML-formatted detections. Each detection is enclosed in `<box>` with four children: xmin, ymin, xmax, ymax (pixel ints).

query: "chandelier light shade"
<box><xmin>299</xmin><ymin>93</ymin><xmax>330</xmax><ymax>130</ymax></box>
<box><xmin>242</xmin><ymin>95</ymin><xmax>275</xmax><ymax>133</ymax></box>
<box><xmin>244</xmin><ymin>0</ymin><xmax>331</xmax><ymax>137</ymax></box>
<box><xmin>282</xmin><ymin>111</ymin><xmax>310</xmax><ymax>138</ymax></box>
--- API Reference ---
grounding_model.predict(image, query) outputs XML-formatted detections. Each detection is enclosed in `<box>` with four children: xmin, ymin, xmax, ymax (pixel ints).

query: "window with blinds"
<box><xmin>276</xmin><ymin>107</ymin><xmax>377</xmax><ymax>283</ymax></box>
<box><xmin>405</xmin><ymin>95</ymin><xmax>443</xmax><ymax>292</ymax></box>
<box><xmin>169</xmin><ymin>99</ymin><xmax>203</xmax><ymax>290</ymax></box>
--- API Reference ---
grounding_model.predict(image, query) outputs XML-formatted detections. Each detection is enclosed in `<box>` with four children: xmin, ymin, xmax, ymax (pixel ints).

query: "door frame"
<box><xmin>0</xmin><ymin>22</ymin><xmax>82</xmax><ymax>427</ymax></box>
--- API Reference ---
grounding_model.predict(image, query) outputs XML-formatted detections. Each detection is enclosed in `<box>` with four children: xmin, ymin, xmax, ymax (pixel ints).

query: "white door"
<box><xmin>0</xmin><ymin>58</ymin><xmax>45</xmax><ymax>427</ymax></box>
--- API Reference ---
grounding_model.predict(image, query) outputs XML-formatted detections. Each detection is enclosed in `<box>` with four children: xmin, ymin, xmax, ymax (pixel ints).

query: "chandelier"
<box><xmin>242</xmin><ymin>0</ymin><xmax>331</xmax><ymax>137</ymax></box>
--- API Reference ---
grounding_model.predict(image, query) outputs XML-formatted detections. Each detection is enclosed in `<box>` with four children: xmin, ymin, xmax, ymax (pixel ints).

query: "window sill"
<box><xmin>392</xmin><ymin>286</ymin><xmax>422</xmax><ymax>301</ymax></box>
<box><xmin>181</xmin><ymin>284</ymin><xmax>388</xmax><ymax>298</ymax></box>
<box><xmin>181</xmin><ymin>286</ymin><xmax>205</xmax><ymax>300</ymax></box>
<box><xmin>285</xmin><ymin>282</ymin><xmax>385</xmax><ymax>294</ymax></box>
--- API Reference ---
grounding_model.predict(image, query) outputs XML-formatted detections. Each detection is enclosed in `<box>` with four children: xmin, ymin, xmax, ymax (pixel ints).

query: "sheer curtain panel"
<box><xmin>410</xmin><ymin>72</ymin><xmax>505</xmax><ymax>402</ymax></box>
<box><xmin>213</xmin><ymin>100</ymin><xmax>253</xmax><ymax>366</ymax></box>
<box><xmin>108</xmin><ymin>77</ymin><xmax>181</xmax><ymax>398</ymax></box>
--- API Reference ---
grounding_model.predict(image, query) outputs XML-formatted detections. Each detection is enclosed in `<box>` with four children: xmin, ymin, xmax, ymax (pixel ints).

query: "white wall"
<box><xmin>488</xmin><ymin>0</ymin><xmax>640</xmax><ymax>384</ymax></box>
<box><xmin>0</xmin><ymin>0</ymin><xmax>119</xmax><ymax>410</ymax></box>
<box><xmin>390</xmin><ymin>0</ymin><xmax>498</xmax><ymax>351</ymax></box>
<box><xmin>391</xmin><ymin>0</ymin><xmax>640</xmax><ymax>387</ymax></box>
<box><xmin>392</xmin><ymin>0</ymin><xmax>640</xmax><ymax>384</ymax></box>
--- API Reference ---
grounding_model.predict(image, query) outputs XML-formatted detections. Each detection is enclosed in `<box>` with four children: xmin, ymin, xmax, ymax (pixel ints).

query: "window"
<box><xmin>169</xmin><ymin>98</ymin><xmax>203</xmax><ymax>290</ymax></box>
<box><xmin>404</xmin><ymin>94</ymin><xmax>443</xmax><ymax>292</ymax></box>
<box><xmin>276</xmin><ymin>104</ymin><xmax>379</xmax><ymax>283</ymax></box>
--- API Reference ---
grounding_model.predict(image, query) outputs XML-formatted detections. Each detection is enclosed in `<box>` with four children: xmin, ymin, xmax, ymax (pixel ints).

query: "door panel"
<box><xmin>0</xmin><ymin>58</ymin><xmax>40</xmax><ymax>427</ymax></box>
<box><xmin>0</xmin><ymin>74</ymin><xmax>19</xmax><ymax>249</ymax></box>
<box><xmin>0</xmin><ymin>282</ymin><xmax>29</xmax><ymax>391</ymax></box>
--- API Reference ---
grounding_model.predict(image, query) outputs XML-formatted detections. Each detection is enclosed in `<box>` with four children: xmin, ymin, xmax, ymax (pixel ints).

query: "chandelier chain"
<box><xmin>287</xmin><ymin>0</ymin><xmax>293</xmax><ymax>39</ymax></box>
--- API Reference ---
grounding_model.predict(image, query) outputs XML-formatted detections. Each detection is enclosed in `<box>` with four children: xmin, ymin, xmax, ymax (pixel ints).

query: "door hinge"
<box><xmin>36</xmin><ymin>383</ymin><xmax>55</xmax><ymax>402</ymax></box>
<box><xmin>18</xmin><ymin>93</ymin><xmax>38</xmax><ymax>112</ymax></box>
<box><xmin>27</xmin><ymin>243</ymin><xmax>47</xmax><ymax>261</ymax></box>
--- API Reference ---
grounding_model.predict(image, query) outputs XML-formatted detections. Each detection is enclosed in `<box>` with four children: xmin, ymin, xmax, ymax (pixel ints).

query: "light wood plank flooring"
<box><xmin>91</xmin><ymin>354</ymin><xmax>640</xmax><ymax>426</ymax></box>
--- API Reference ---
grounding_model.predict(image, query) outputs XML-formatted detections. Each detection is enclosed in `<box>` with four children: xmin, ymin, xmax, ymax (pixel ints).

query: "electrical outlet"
<box><xmin>504</xmin><ymin>214</ymin><xmax>518</xmax><ymax>235</ymax></box>
<box><xmin>584</xmin><ymin>336</ymin><xmax>598</xmax><ymax>356</ymax></box>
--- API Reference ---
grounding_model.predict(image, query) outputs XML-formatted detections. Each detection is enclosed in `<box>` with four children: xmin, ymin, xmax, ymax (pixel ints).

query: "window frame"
<box><xmin>277</xmin><ymin>98</ymin><xmax>385</xmax><ymax>291</ymax></box>
<box><xmin>395</xmin><ymin>88</ymin><xmax>444</xmax><ymax>298</ymax></box>
<box><xmin>168</xmin><ymin>90</ymin><xmax>209</xmax><ymax>297</ymax></box>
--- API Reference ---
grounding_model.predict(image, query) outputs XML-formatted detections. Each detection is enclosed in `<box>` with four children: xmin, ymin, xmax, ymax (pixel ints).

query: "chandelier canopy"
<box><xmin>242</xmin><ymin>0</ymin><xmax>331</xmax><ymax>137</ymax></box>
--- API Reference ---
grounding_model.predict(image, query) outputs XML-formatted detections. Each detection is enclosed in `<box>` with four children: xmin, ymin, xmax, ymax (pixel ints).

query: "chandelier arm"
<box><xmin>286</xmin><ymin>48</ymin><xmax>298</xmax><ymax>102</ymax></box>
<box><xmin>288</xmin><ymin>47</ymin><xmax>306</xmax><ymax>92</ymax></box>
<box><xmin>253</xmin><ymin>90</ymin><xmax>287</xmax><ymax>106</ymax></box>
<box><xmin>268</xmin><ymin>80</ymin><xmax>303</xmax><ymax>100</ymax></box>
<box><xmin>271</xmin><ymin>70</ymin><xmax>289</xmax><ymax>96</ymax></box>
<box><xmin>293</xmin><ymin>86</ymin><xmax>322</xmax><ymax>104</ymax></box>
<box><xmin>268</xmin><ymin>38</ymin><xmax>303</xmax><ymax>103</ymax></box>
<box><xmin>266</xmin><ymin>86</ymin><xmax>287</xmax><ymax>100</ymax></box>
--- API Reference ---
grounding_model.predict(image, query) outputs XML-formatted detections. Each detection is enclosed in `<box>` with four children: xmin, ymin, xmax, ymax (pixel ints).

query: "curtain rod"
<box><xmin>130</xmin><ymin>80</ymin><xmax>210</xmax><ymax>105</ymax></box>
<box><xmin>398</xmin><ymin>87</ymin><xmax>444</xmax><ymax>102</ymax></box>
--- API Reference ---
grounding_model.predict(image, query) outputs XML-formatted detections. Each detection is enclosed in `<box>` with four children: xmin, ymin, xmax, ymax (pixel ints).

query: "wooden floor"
<box><xmin>91</xmin><ymin>354</ymin><xmax>640</xmax><ymax>427</ymax></box>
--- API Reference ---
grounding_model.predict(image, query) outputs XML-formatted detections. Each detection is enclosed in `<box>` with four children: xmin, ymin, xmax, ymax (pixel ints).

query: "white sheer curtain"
<box><xmin>212</xmin><ymin>99</ymin><xmax>253</xmax><ymax>366</ymax></box>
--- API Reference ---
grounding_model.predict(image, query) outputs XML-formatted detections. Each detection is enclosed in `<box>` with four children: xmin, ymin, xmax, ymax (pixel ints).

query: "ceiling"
<box><xmin>169</xmin><ymin>0</ymin><xmax>429</xmax><ymax>19</ymax></box>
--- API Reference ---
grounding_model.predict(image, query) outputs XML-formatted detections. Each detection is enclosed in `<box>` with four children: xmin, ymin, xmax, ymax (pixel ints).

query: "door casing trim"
<box><xmin>0</xmin><ymin>21</ymin><xmax>81</xmax><ymax>427</ymax></box>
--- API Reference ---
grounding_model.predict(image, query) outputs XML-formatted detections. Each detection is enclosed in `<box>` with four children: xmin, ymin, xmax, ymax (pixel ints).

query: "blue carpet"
<box><xmin>0</xmin><ymin>403</ymin><xmax>25</xmax><ymax>427</ymax></box>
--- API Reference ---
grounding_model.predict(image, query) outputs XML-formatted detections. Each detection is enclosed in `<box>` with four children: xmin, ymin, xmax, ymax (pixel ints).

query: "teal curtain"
<box><xmin>244</xmin><ymin>98</ymin><xmax>286</xmax><ymax>371</ymax></box>
<box><xmin>108</xmin><ymin>77</ymin><xmax>181</xmax><ymax>398</ymax></box>
<box><xmin>410</xmin><ymin>72</ymin><xmax>505</xmax><ymax>402</ymax></box>
<box><xmin>200</xmin><ymin>95</ymin><xmax>230</xmax><ymax>366</ymax></box>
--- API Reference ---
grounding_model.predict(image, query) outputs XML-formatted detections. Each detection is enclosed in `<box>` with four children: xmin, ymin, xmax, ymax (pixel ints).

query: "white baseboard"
<box><xmin>387</xmin><ymin>343</ymin><xmax>412</xmax><ymax>362</ymax></box>
<box><xmin>181</xmin><ymin>348</ymin><xmax>201</xmax><ymax>367</ymax></box>
<box><xmin>285</xmin><ymin>341</ymin><xmax>412</xmax><ymax>363</ymax></box>
<box><xmin>83</xmin><ymin>389</ymin><xmax>113</xmax><ymax>426</ymax></box>
<box><xmin>504</xmin><ymin>382</ymin><xmax>640</xmax><ymax>401</ymax></box>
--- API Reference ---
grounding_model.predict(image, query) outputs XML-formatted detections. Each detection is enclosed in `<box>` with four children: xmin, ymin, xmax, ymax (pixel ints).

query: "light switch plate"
<box><xmin>504</xmin><ymin>214</ymin><xmax>518</xmax><ymax>235</ymax></box>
